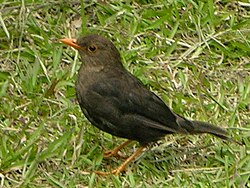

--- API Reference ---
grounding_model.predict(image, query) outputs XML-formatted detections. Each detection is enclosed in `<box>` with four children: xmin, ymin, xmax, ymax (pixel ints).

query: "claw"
<box><xmin>103</xmin><ymin>140</ymin><xmax>132</xmax><ymax>158</ymax></box>
<box><xmin>95</xmin><ymin>146</ymin><xmax>145</xmax><ymax>176</ymax></box>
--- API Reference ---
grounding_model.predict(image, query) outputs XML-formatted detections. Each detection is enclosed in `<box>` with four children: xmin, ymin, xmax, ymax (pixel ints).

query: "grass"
<box><xmin>0</xmin><ymin>0</ymin><xmax>250</xmax><ymax>187</ymax></box>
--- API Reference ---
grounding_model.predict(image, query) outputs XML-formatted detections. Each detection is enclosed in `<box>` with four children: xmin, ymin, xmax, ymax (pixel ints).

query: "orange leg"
<box><xmin>95</xmin><ymin>146</ymin><xmax>145</xmax><ymax>176</ymax></box>
<box><xmin>104</xmin><ymin>140</ymin><xmax>132</xmax><ymax>158</ymax></box>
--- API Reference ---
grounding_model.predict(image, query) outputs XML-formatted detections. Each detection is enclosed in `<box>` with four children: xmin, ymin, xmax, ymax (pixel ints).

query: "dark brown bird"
<box><xmin>60</xmin><ymin>34</ymin><xmax>231</xmax><ymax>175</ymax></box>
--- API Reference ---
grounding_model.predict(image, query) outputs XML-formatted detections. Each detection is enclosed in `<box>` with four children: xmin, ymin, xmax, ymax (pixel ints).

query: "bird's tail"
<box><xmin>176</xmin><ymin>115</ymin><xmax>241</xmax><ymax>144</ymax></box>
<box><xmin>191</xmin><ymin>120</ymin><xmax>229</xmax><ymax>140</ymax></box>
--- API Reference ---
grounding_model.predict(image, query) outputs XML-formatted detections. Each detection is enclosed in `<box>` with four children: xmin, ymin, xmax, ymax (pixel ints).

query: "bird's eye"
<box><xmin>88</xmin><ymin>45</ymin><xmax>97</xmax><ymax>52</ymax></box>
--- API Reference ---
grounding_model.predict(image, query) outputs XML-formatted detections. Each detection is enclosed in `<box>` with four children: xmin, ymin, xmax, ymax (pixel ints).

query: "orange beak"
<box><xmin>60</xmin><ymin>38</ymin><xmax>81</xmax><ymax>50</ymax></box>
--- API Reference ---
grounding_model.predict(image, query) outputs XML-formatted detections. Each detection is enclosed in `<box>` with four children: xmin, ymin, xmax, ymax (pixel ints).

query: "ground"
<box><xmin>0</xmin><ymin>1</ymin><xmax>249</xmax><ymax>187</ymax></box>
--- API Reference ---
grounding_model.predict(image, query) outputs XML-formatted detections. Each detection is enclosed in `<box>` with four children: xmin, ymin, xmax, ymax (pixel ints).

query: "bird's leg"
<box><xmin>104</xmin><ymin>140</ymin><xmax>132</xmax><ymax>158</ymax></box>
<box><xmin>96</xmin><ymin>146</ymin><xmax>145</xmax><ymax>176</ymax></box>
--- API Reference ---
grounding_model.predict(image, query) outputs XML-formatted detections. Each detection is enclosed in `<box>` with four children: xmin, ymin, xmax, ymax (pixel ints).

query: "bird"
<box><xmin>60</xmin><ymin>34</ymin><xmax>234</xmax><ymax>175</ymax></box>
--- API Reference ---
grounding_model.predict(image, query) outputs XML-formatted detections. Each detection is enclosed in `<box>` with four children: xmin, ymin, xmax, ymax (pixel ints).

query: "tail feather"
<box><xmin>191</xmin><ymin>120</ymin><xmax>229</xmax><ymax>140</ymax></box>
<box><xmin>190</xmin><ymin>120</ymin><xmax>242</xmax><ymax>145</ymax></box>
<box><xmin>176</xmin><ymin>115</ymin><xmax>242</xmax><ymax>145</ymax></box>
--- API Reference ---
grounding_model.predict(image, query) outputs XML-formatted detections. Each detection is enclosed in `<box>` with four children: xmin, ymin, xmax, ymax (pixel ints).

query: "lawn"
<box><xmin>0</xmin><ymin>0</ymin><xmax>250</xmax><ymax>187</ymax></box>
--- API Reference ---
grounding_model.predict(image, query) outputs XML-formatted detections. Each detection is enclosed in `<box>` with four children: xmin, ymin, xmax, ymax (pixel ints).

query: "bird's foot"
<box><xmin>96</xmin><ymin>146</ymin><xmax>145</xmax><ymax>176</ymax></box>
<box><xmin>95</xmin><ymin>165</ymin><xmax>126</xmax><ymax>176</ymax></box>
<box><xmin>104</xmin><ymin>150</ymin><xmax>127</xmax><ymax>159</ymax></box>
<box><xmin>103</xmin><ymin>140</ymin><xmax>132</xmax><ymax>158</ymax></box>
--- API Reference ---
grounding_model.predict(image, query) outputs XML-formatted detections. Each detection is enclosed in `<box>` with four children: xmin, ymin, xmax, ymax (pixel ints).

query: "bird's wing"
<box><xmin>121</xmin><ymin>71</ymin><xmax>191</xmax><ymax>133</ymax></box>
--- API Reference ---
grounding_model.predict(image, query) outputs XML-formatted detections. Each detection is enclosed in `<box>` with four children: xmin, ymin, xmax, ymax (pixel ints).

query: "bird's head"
<box><xmin>60</xmin><ymin>34</ymin><xmax>122</xmax><ymax>67</ymax></box>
